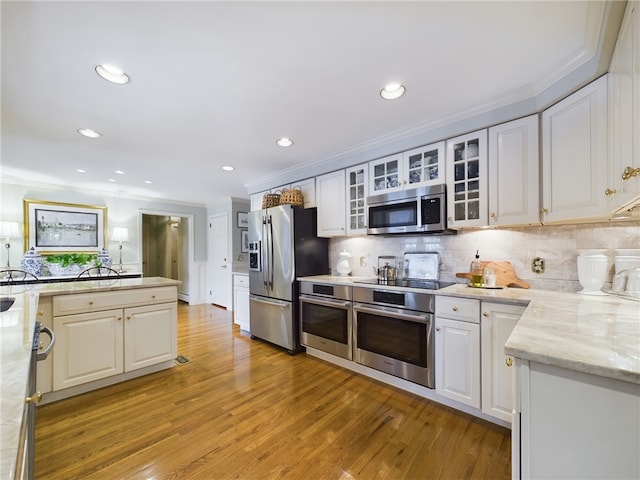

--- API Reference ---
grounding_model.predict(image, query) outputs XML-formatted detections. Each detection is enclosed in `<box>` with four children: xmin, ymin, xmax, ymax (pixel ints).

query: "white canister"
<box><xmin>335</xmin><ymin>251</ymin><xmax>352</xmax><ymax>276</ymax></box>
<box><xmin>576</xmin><ymin>250</ymin><xmax>608</xmax><ymax>295</ymax></box>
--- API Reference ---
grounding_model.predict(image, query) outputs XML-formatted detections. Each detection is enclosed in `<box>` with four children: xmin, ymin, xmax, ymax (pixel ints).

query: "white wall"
<box><xmin>329</xmin><ymin>220</ymin><xmax>640</xmax><ymax>292</ymax></box>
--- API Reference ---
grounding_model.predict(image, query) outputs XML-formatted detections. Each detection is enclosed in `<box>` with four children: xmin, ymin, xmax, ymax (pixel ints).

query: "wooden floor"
<box><xmin>35</xmin><ymin>302</ymin><xmax>511</xmax><ymax>479</ymax></box>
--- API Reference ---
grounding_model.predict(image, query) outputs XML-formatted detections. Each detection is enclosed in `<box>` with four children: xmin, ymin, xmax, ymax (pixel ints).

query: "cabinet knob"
<box><xmin>152</xmin><ymin>294</ymin><xmax>156</xmax><ymax>299</ymax></box>
<box><xmin>127</xmin><ymin>315</ymin><xmax>131</xmax><ymax>320</ymax></box>
<box><xmin>436</xmin><ymin>327</ymin><xmax>440</xmax><ymax>332</ymax></box>
<box><xmin>622</xmin><ymin>166</ymin><xmax>640</xmax><ymax>181</ymax></box>
<box><xmin>540</xmin><ymin>208</ymin><xmax>548</xmax><ymax>214</ymax></box>
<box><xmin>483</xmin><ymin>311</ymin><xmax>489</xmax><ymax>317</ymax></box>
<box><xmin>506</xmin><ymin>357</ymin><xmax>513</xmax><ymax>367</ymax></box>
<box><xmin>89</xmin><ymin>301</ymin><xmax>94</xmax><ymax>306</ymax></box>
<box><xmin>605</xmin><ymin>188</ymin><xmax>617</xmax><ymax>196</ymax></box>
<box><xmin>490</xmin><ymin>212</ymin><xmax>496</xmax><ymax>218</ymax></box>
<box><xmin>452</xmin><ymin>306</ymin><xmax>458</xmax><ymax>312</ymax></box>
<box><xmin>37</xmin><ymin>310</ymin><xmax>44</xmax><ymax>317</ymax></box>
<box><xmin>118</xmin><ymin>316</ymin><xmax>122</xmax><ymax>321</ymax></box>
<box><xmin>26</xmin><ymin>392</ymin><xmax>42</xmax><ymax>404</ymax></box>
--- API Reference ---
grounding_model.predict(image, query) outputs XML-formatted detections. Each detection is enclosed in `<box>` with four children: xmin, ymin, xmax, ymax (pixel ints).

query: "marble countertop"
<box><xmin>299</xmin><ymin>275</ymin><xmax>640</xmax><ymax>384</ymax></box>
<box><xmin>0</xmin><ymin>277</ymin><xmax>180</xmax><ymax>479</ymax></box>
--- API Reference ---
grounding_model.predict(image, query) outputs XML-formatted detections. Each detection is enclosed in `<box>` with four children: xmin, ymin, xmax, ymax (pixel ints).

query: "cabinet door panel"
<box><xmin>316</xmin><ymin>170</ymin><xmax>346</xmax><ymax>237</ymax></box>
<box><xmin>124</xmin><ymin>303</ymin><xmax>177</xmax><ymax>372</ymax></box>
<box><xmin>435</xmin><ymin>317</ymin><xmax>480</xmax><ymax>408</ymax></box>
<box><xmin>53</xmin><ymin>309</ymin><xmax>123</xmax><ymax>390</ymax></box>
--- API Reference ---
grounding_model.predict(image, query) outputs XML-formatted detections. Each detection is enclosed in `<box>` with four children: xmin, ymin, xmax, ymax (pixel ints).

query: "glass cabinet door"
<box><xmin>369</xmin><ymin>153</ymin><xmax>403</xmax><ymax>194</ymax></box>
<box><xmin>403</xmin><ymin>141</ymin><xmax>445</xmax><ymax>188</ymax></box>
<box><xmin>346</xmin><ymin>164</ymin><xmax>369</xmax><ymax>235</ymax></box>
<box><xmin>446</xmin><ymin>129</ymin><xmax>488</xmax><ymax>228</ymax></box>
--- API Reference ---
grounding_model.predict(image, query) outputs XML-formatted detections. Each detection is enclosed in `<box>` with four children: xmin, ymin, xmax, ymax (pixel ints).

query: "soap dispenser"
<box><xmin>471</xmin><ymin>250</ymin><xmax>483</xmax><ymax>287</ymax></box>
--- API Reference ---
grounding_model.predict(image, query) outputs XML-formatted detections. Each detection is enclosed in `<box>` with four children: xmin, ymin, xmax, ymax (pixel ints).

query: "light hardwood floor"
<box><xmin>35</xmin><ymin>302</ymin><xmax>511</xmax><ymax>479</ymax></box>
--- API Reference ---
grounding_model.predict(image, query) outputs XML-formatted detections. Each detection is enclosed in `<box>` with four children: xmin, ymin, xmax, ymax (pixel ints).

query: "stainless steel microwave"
<box><xmin>367</xmin><ymin>184</ymin><xmax>454</xmax><ymax>235</ymax></box>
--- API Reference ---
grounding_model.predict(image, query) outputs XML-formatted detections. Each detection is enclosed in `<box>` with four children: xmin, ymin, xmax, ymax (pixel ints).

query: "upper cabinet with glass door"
<box><xmin>345</xmin><ymin>164</ymin><xmax>368</xmax><ymax>235</ymax></box>
<box><xmin>445</xmin><ymin>129</ymin><xmax>488</xmax><ymax>228</ymax></box>
<box><xmin>369</xmin><ymin>141</ymin><xmax>445</xmax><ymax>195</ymax></box>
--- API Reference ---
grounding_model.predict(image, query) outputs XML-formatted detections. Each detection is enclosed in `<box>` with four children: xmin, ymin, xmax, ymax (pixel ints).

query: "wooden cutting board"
<box><xmin>455</xmin><ymin>260</ymin><xmax>530</xmax><ymax>288</ymax></box>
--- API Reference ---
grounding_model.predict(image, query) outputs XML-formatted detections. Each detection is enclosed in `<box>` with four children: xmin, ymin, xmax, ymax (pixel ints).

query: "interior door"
<box><xmin>209</xmin><ymin>213</ymin><xmax>230</xmax><ymax>308</ymax></box>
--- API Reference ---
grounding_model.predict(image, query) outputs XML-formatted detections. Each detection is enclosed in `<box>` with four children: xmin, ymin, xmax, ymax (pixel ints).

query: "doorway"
<box><xmin>141</xmin><ymin>213</ymin><xmax>190</xmax><ymax>301</ymax></box>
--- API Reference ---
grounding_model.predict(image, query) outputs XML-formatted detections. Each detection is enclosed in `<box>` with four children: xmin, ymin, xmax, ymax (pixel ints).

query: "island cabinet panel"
<box><xmin>53</xmin><ymin>309</ymin><xmax>124</xmax><ymax>390</ymax></box>
<box><xmin>41</xmin><ymin>284</ymin><xmax>178</xmax><ymax>399</ymax></box>
<box><xmin>514</xmin><ymin>360</ymin><xmax>640</xmax><ymax>480</ymax></box>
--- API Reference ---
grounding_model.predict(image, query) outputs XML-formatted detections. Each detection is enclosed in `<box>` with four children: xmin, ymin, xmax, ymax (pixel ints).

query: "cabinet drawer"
<box><xmin>435</xmin><ymin>296</ymin><xmax>480</xmax><ymax>323</ymax></box>
<box><xmin>53</xmin><ymin>286</ymin><xmax>177</xmax><ymax>316</ymax></box>
<box><xmin>234</xmin><ymin>274</ymin><xmax>249</xmax><ymax>287</ymax></box>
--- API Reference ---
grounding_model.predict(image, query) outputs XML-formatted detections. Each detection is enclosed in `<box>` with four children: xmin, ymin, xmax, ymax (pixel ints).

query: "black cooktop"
<box><xmin>355</xmin><ymin>278</ymin><xmax>455</xmax><ymax>290</ymax></box>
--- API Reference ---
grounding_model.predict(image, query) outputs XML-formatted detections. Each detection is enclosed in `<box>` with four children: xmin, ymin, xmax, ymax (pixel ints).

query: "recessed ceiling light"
<box><xmin>115</xmin><ymin>170</ymin><xmax>124</xmax><ymax>175</ymax></box>
<box><xmin>380</xmin><ymin>83</ymin><xmax>406</xmax><ymax>100</ymax></box>
<box><xmin>76</xmin><ymin>169</ymin><xmax>86</xmax><ymax>173</ymax></box>
<box><xmin>108</xmin><ymin>178</ymin><xmax>116</xmax><ymax>182</ymax></box>
<box><xmin>77</xmin><ymin>128</ymin><xmax>101</xmax><ymax>138</ymax></box>
<box><xmin>95</xmin><ymin>64</ymin><xmax>130</xmax><ymax>84</ymax></box>
<box><xmin>276</xmin><ymin>138</ymin><xmax>293</xmax><ymax>147</ymax></box>
<box><xmin>222</xmin><ymin>165</ymin><xmax>235</xmax><ymax>172</ymax></box>
<box><xmin>144</xmin><ymin>180</ymin><xmax>153</xmax><ymax>184</ymax></box>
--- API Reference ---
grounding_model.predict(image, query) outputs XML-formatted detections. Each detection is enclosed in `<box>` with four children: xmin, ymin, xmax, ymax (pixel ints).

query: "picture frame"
<box><xmin>23</xmin><ymin>199</ymin><xmax>107</xmax><ymax>253</ymax></box>
<box><xmin>241</xmin><ymin>230</ymin><xmax>249</xmax><ymax>253</ymax></box>
<box><xmin>237</xmin><ymin>212</ymin><xmax>249</xmax><ymax>228</ymax></box>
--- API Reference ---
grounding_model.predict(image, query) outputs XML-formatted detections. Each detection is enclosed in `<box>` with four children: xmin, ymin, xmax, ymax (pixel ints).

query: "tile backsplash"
<box><xmin>328</xmin><ymin>221</ymin><xmax>640</xmax><ymax>292</ymax></box>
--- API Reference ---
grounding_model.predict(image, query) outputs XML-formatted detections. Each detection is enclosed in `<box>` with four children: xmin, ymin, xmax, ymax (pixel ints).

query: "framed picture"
<box><xmin>241</xmin><ymin>230</ymin><xmax>249</xmax><ymax>253</ymax></box>
<box><xmin>24</xmin><ymin>199</ymin><xmax>107</xmax><ymax>253</ymax></box>
<box><xmin>237</xmin><ymin>212</ymin><xmax>249</xmax><ymax>228</ymax></box>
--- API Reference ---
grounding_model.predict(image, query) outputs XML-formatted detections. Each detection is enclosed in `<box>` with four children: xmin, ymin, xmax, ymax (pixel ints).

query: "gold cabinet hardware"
<box><xmin>605</xmin><ymin>188</ymin><xmax>617</xmax><ymax>196</ymax></box>
<box><xmin>89</xmin><ymin>301</ymin><xmax>94</xmax><ymax>306</ymax></box>
<box><xmin>127</xmin><ymin>315</ymin><xmax>131</xmax><ymax>320</ymax></box>
<box><xmin>540</xmin><ymin>208</ymin><xmax>548</xmax><ymax>214</ymax></box>
<box><xmin>38</xmin><ymin>341</ymin><xmax>43</xmax><ymax>350</ymax></box>
<box><xmin>452</xmin><ymin>306</ymin><xmax>458</xmax><ymax>312</ymax></box>
<box><xmin>26</xmin><ymin>392</ymin><xmax>42</xmax><ymax>404</ymax></box>
<box><xmin>117</xmin><ymin>316</ymin><xmax>122</xmax><ymax>321</ymax></box>
<box><xmin>506</xmin><ymin>357</ymin><xmax>513</xmax><ymax>367</ymax></box>
<box><xmin>37</xmin><ymin>310</ymin><xmax>44</xmax><ymax>317</ymax></box>
<box><xmin>152</xmin><ymin>294</ymin><xmax>156</xmax><ymax>299</ymax></box>
<box><xmin>622</xmin><ymin>166</ymin><xmax>640</xmax><ymax>181</ymax></box>
<box><xmin>436</xmin><ymin>327</ymin><xmax>440</xmax><ymax>332</ymax></box>
<box><xmin>490</xmin><ymin>212</ymin><xmax>496</xmax><ymax>218</ymax></box>
<box><xmin>482</xmin><ymin>312</ymin><xmax>489</xmax><ymax>317</ymax></box>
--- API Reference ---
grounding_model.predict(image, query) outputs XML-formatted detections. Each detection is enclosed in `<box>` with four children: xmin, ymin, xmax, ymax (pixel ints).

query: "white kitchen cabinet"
<box><xmin>369</xmin><ymin>141</ymin><xmax>445</xmax><ymax>195</ymax></box>
<box><xmin>435</xmin><ymin>296</ymin><xmax>481</xmax><ymax>408</ymax></box>
<box><xmin>345</xmin><ymin>163</ymin><xmax>369</xmax><ymax>235</ymax></box>
<box><xmin>316</xmin><ymin>170</ymin><xmax>346</xmax><ymax>237</ymax></box>
<box><xmin>513</xmin><ymin>359</ymin><xmax>640</xmax><ymax>479</ymax></box>
<box><xmin>481</xmin><ymin>302</ymin><xmax>524</xmax><ymax>423</ymax></box>
<box><xmin>608</xmin><ymin>1</ymin><xmax>640</xmax><ymax>213</ymax></box>
<box><xmin>48</xmin><ymin>286</ymin><xmax>178</xmax><ymax>393</ymax></box>
<box><xmin>250</xmin><ymin>191</ymin><xmax>266</xmax><ymax>211</ymax></box>
<box><xmin>488</xmin><ymin>115</ymin><xmax>540</xmax><ymax>226</ymax></box>
<box><xmin>541</xmin><ymin>75</ymin><xmax>609</xmax><ymax>223</ymax></box>
<box><xmin>233</xmin><ymin>273</ymin><xmax>250</xmax><ymax>332</ymax></box>
<box><xmin>445</xmin><ymin>129</ymin><xmax>488</xmax><ymax>228</ymax></box>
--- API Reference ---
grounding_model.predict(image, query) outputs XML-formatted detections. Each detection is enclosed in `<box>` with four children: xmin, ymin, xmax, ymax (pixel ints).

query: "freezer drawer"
<box><xmin>249</xmin><ymin>294</ymin><xmax>295</xmax><ymax>352</ymax></box>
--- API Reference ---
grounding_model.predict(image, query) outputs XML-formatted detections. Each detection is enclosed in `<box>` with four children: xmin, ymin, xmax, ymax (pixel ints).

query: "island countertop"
<box><xmin>0</xmin><ymin>276</ymin><xmax>180</xmax><ymax>479</ymax></box>
<box><xmin>298</xmin><ymin>276</ymin><xmax>640</xmax><ymax>385</ymax></box>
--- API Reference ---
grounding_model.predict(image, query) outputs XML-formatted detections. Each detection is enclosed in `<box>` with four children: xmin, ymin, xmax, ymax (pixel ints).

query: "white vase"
<box><xmin>577</xmin><ymin>252</ymin><xmax>608</xmax><ymax>295</ymax></box>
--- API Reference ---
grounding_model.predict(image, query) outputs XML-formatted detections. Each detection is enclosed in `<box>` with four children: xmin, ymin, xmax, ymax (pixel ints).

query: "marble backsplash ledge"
<box><xmin>327</xmin><ymin>220</ymin><xmax>640</xmax><ymax>293</ymax></box>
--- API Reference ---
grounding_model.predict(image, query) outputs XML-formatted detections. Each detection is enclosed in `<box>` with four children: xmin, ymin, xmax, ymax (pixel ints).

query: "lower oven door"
<box><xmin>299</xmin><ymin>294</ymin><xmax>352</xmax><ymax>360</ymax></box>
<box><xmin>353</xmin><ymin>303</ymin><xmax>434</xmax><ymax>388</ymax></box>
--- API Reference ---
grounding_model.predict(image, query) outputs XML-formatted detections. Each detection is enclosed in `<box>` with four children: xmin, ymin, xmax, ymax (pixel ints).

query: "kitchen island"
<box><xmin>0</xmin><ymin>277</ymin><xmax>180</xmax><ymax>480</ymax></box>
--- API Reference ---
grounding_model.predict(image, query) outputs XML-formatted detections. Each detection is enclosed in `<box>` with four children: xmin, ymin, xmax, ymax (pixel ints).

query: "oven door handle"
<box><xmin>299</xmin><ymin>294</ymin><xmax>351</xmax><ymax>309</ymax></box>
<box><xmin>353</xmin><ymin>303</ymin><xmax>431</xmax><ymax>325</ymax></box>
<box><xmin>36</xmin><ymin>325</ymin><xmax>55</xmax><ymax>361</ymax></box>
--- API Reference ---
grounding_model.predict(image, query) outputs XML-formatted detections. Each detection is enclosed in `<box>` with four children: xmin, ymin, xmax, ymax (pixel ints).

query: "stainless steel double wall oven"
<box><xmin>300</xmin><ymin>279</ymin><xmax>444</xmax><ymax>388</ymax></box>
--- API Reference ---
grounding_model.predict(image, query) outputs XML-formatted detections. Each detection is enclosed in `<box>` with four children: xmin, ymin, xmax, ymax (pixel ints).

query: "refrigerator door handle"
<box><xmin>267</xmin><ymin>214</ymin><xmax>274</xmax><ymax>290</ymax></box>
<box><xmin>262</xmin><ymin>214</ymin><xmax>269</xmax><ymax>290</ymax></box>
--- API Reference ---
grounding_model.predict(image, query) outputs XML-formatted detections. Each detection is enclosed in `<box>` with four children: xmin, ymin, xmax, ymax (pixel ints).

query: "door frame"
<box><xmin>138</xmin><ymin>209</ymin><xmax>194</xmax><ymax>303</ymax></box>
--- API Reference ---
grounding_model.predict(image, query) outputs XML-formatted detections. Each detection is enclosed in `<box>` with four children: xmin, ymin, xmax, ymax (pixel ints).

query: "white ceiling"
<box><xmin>0</xmin><ymin>1</ymin><xmax>618</xmax><ymax>208</ymax></box>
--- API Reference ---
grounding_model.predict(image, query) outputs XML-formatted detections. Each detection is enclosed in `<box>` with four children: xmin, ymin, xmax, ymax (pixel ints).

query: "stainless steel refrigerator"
<box><xmin>248</xmin><ymin>205</ymin><xmax>328</xmax><ymax>353</ymax></box>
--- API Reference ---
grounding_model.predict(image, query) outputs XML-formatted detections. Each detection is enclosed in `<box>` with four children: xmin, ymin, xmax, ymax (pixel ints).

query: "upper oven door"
<box><xmin>367</xmin><ymin>197</ymin><xmax>422</xmax><ymax>234</ymax></box>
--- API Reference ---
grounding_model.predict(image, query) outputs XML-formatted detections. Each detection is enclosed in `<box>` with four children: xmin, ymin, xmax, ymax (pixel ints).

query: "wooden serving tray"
<box><xmin>456</xmin><ymin>260</ymin><xmax>530</xmax><ymax>289</ymax></box>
